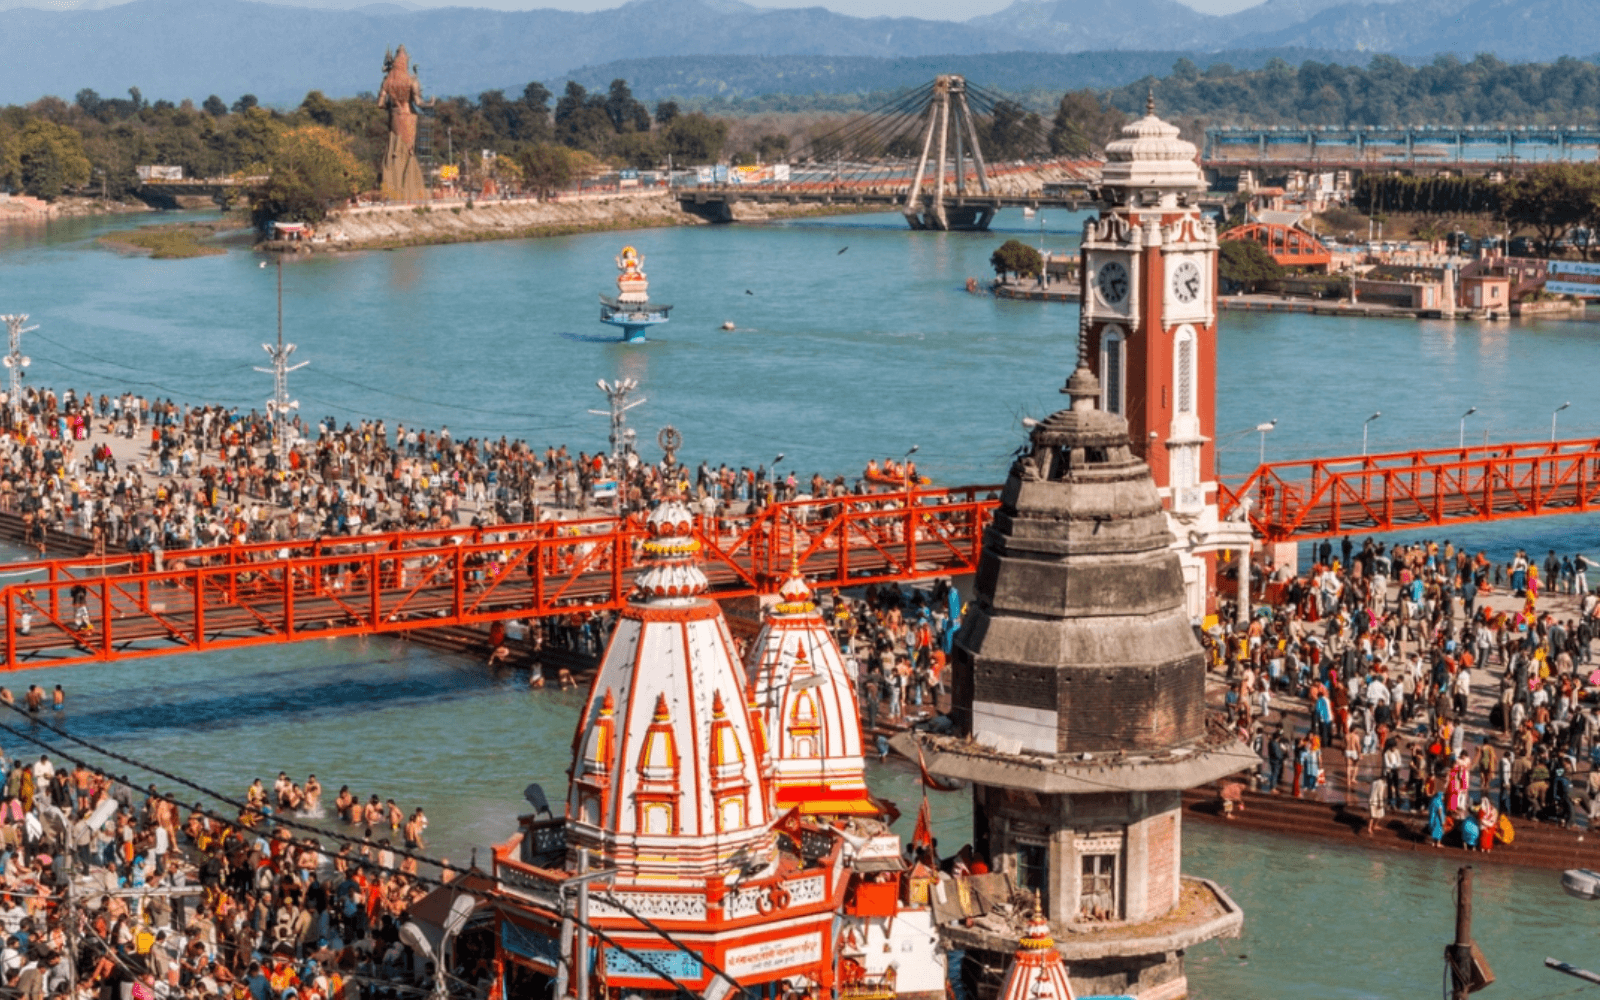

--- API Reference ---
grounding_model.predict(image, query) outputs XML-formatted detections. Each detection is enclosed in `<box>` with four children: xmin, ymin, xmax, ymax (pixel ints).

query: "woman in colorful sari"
<box><xmin>1475</xmin><ymin>798</ymin><xmax>1498</xmax><ymax>852</ymax></box>
<box><xmin>1459</xmin><ymin>809</ymin><xmax>1480</xmax><ymax>851</ymax></box>
<box><xmin>1446</xmin><ymin>754</ymin><xmax>1472</xmax><ymax>814</ymax></box>
<box><xmin>1427</xmin><ymin>789</ymin><xmax>1446</xmax><ymax>847</ymax></box>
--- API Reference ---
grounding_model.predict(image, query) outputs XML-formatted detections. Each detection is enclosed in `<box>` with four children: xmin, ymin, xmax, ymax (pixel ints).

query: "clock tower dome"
<box><xmin>1080</xmin><ymin>97</ymin><xmax>1251</xmax><ymax>616</ymax></box>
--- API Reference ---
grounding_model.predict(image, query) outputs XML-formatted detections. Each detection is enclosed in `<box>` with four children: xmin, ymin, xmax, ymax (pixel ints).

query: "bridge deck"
<box><xmin>0</xmin><ymin>486</ymin><xmax>997</xmax><ymax>670</ymax></box>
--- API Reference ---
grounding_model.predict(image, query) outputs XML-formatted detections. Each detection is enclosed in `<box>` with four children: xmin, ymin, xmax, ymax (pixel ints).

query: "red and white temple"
<box><xmin>491</xmin><ymin>501</ymin><xmax>947</xmax><ymax>1000</ymax></box>
<box><xmin>744</xmin><ymin>564</ymin><xmax>877</xmax><ymax>817</ymax></box>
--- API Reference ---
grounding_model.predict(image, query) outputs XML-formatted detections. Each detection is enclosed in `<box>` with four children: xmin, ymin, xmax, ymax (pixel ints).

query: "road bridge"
<box><xmin>134</xmin><ymin>177</ymin><xmax>259</xmax><ymax>208</ymax></box>
<box><xmin>688</xmin><ymin>75</ymin><xmax>1102</xmax><ymax>231</ymax></box>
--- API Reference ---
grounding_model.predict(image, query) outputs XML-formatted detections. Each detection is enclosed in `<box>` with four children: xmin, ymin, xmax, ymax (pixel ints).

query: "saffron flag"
<box><xmin>912</xmin><ymin>794</ymin><xmax>933</xmax><ymax>851</ymax></box>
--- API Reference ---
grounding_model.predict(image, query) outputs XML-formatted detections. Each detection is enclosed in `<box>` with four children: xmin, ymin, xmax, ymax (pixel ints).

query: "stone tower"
<box><xmin>906</xmin><ymin>338</ymin><xmax>1247</xmax><ymax>1000</ymax></box>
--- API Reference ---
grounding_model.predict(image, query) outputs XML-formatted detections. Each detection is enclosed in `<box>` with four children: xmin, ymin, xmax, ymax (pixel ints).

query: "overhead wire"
<box><xmin>0</xmin><ymin>715</ymin><xmax>712</xmax><ymax>1000</ymax></box>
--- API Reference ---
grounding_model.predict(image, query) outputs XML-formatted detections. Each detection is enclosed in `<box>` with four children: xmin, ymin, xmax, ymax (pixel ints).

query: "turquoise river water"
<box><xmin>1</xmin><ymin>208</ymin><xmax>1600</xmax><ymax>997</ymax></box>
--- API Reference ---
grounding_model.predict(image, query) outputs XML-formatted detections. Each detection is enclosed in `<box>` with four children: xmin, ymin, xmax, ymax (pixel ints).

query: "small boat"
<box><xmin>1562</xmin><ymin>868</ymin><xmax>1600</xmax><ymax>900</ymax></box>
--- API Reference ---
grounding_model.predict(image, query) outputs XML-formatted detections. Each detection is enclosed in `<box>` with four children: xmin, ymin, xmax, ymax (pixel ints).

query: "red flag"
<box><xmin>912</xmin><ymin>794</ymin><xmax>933</xmax><ymax>851</ymax></box>
<box><xmin>772</xmin><ymin>805</ymin><xmax>802</xmax><ymax>837</ymax></box>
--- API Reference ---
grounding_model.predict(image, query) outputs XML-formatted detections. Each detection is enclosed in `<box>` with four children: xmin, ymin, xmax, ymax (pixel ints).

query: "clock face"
<box><xmin>1172</xmin><ymin>260</ymin><xmax>1203</xmax><ymax>304</ymax></box>
<box><xmin>1096</xmin><ymin>261</ymin><xmax>1129</xmax><ymax>306</ymax></box>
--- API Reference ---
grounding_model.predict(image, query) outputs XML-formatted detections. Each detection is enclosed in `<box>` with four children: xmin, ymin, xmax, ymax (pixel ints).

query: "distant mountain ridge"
<box><xmin>0</xmin><ymin>0</ymin><xmax>1590</xmax><ymax>107</ymax></box>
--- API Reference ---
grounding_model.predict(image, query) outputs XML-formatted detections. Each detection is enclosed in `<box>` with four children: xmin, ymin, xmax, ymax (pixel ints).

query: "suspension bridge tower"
<box><xmin>904</xmin><ymin>75</ymin><xmax>994</xmax><ymax>232</ymax></box>
<box><xmin>1079</xmin><ymin>97</ymin><xmax>1252</xmax><ymax>617</ymax></box>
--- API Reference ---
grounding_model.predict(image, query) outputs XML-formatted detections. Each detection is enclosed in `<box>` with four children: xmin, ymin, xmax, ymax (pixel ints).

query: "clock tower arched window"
<box><xmin>1100</xmin><ymin>327</ymin><xmax>1125</xmax><ymax>416</ymax></box>
<box><xmin>1174</xmin><ymin>327</ymin><xmax>1195</xmax><ymax>415</ymax></box>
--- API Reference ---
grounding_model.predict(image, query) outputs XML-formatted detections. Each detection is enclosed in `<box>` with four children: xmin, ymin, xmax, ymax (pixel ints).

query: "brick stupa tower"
<box><xmin>900</xmin><ymin>328</ymin><xmax>1248</xmax><ymax>1000</ymax></box>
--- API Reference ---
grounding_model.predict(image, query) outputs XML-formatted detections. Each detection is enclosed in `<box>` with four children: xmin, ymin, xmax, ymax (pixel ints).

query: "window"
<box><xmin>1079</xmin><ymin>854</ymin><xmax>1118</xmax><ymax>920</ymax></box>
<box><xmin>1015</xmin><ymin>842</ymin><xmax>1049</xmax><ymax>900</ymax></box>
<box><xmin>1174</xmin><ymin>327</ymin><xmax>1195</xmax><ymax>415</ymax></box>
<box><xmin>1101</xmin><ymin>328</ymin><xmax>1124</xmax><ymax>415</ymax></box>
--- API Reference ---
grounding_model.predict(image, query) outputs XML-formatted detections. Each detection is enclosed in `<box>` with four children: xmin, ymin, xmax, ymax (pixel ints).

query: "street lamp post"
<box><xmin>1255</xmin><ymin>420</ymin><xmax>1277</xmax><ymax>467</ymax></box>
<box><xmin>1553</xmin><ymin>401</ymin><xmax>1571</xmax><ymax>442</ymax></box>
<box><xmin>1460</xmin><ymin>406</ymin><xmax>1477</xmax><ymax>449</ymax></box>
<box><xmin>1363</xmin><ymin>411</ymin><xmax>1381</xmax><ymax>456</ymax></box>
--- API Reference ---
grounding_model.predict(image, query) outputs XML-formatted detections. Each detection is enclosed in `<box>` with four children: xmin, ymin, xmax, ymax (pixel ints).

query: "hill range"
<box><xmin>0</xmin><ymin>0</ymin><xmax>1589</xmax><ymax>106</ymax></box>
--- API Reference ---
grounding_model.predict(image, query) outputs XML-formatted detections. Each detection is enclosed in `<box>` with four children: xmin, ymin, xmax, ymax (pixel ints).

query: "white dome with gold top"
<box><xmin>566</xmin><ymin>500</ymin><xmax>776</xmax><ymax>880</ymax></box>
<box><xmin>745</xmin><ymin>562</ymin><xmax>877</xmax><ymax>816</ymax></box>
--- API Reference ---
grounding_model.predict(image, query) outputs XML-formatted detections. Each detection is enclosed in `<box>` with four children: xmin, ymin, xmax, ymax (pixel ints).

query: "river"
<box><xmin>2</xmin><ymin>208</ymin><xmax>1599</xmax><ymax>996</ymax></box>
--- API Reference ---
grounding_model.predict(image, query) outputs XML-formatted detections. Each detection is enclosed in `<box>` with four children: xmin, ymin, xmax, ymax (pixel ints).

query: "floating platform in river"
<box><xmin>599</xmin><ymin>245</ymin><xmax>671</xmax><ymax>342</ymax></box>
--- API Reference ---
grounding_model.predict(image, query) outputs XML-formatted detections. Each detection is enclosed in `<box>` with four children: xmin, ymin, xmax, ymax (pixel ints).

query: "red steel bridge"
<box><xmin>1217</xmin><ymin>437</ymin><xmax>1600</xmax><ymax>545</ymax></box>
<box><xmin>0</xmin><ymin>486</ymin><xmax>997</xmax><ymax>670</ymax></box>
<box><xmin>4</xmin><ymin>436</ymin><xmax>1600</xmax><ymax>670</ymax></box>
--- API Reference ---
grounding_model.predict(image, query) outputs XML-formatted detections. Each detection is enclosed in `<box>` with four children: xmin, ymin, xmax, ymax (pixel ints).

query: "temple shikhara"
<box><xmin>485</xmin><ymin>102</ymin><xmax>1248</xmax><ymax>1000</ymax></box>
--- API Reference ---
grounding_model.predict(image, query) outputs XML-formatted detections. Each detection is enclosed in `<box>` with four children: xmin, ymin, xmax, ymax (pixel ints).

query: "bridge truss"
<box><xmin>0</xmin><ymin>485</ymin><xmax>997</xmax><ymax>670</ymax></box>
<box><xmin>1218</xmin><ymin>438</ymin><xmax>1600</xmax><ymax>543</ymax></box>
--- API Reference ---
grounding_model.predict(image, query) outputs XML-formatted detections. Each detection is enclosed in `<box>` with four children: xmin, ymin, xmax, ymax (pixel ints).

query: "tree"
<box><xmin>231</xmin><ymin>94</ymin><xmax>258</xmax><ymax>114</ymax></box>
<box><xmin>14</xmin><ymin>120</ymin><xmax>91</xmax><ymax>200</ymax></box>
<box><xmin>663</xmin><ymin>113</ymin><xmax>727</xmax><ymax>164</ymax></box>
<box><xmin>982</xmin><ymin>100</ymin><xmax>1042</xmax><ymax>160</ymax></box>
<box><xmin>249</xmin><ymin>124</ymin><xmax>372</xmax><ymax>226</ymax></box>
<box><xmin>1218</xmin><ymin>240</ymin><xmax>1284</xmax><ymax>291</ymax></box>
<box><xmin>299</xmin><ymin>90</ymin><xmax>337</xmax><ymax>127</ymax></box>
<box><xmin>990</xmin><ymin>239</ymin><xmax>1043</xmax><ymax>279</ymax></box>
<box><xmin>654</xmin><ymin>100</ymin><xmax>680</xmax><ymax>126</ymax></box>
<box><xmin>612</xmin><ymin>131</ymin><xmax>662</xmax><ymax>169</ymax></box>
<box><xmin>1501</xmin><ymin>164</ymin><xmax>1600</xmax><ymax>247</ymax></box>
<box><xmin>1051</xmin><ymin>90</ymin><xmax>1126</xmax><ymax>156</ymax></box>
<box><xmin>603</xmin><ymin>79</ymin><xmax>650</xmax><ymax>134</ymax></box>
<box><xmin>202</xmin><ymin>95</ymin><xmax>228</xmax><ymax>118</ymax></box>
<box><xmin>517</xmin><ymin>142</ymin><xmax>580</xmax><ymax>198</ymax></box>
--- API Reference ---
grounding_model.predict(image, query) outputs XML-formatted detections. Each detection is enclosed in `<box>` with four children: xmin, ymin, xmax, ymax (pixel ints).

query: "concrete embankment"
<box><xmin>314</xmin><ymin>191</ymin><xmax>865</xmax><ymax>251</ymax></box>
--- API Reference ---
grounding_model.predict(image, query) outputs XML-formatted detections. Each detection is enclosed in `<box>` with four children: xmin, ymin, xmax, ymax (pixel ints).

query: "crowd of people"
<box><xmin>1220</xmin><ymin>534</ymin><xmax>1600</xmax><ymax>850</ymax></box>
<box><xmin>0</xmin><ymin>385</ymin><xmax>900</xmax><ymax>561</ymax></box>
<box><xmin>0</xmin><ymin>731</ymin><xmax>483</xmax><ymax>1000</ymax></box>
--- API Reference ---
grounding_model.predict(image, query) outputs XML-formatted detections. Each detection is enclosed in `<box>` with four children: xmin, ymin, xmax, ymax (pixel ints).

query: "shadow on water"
<box><xmin>30</xmin><ymin>659</ymin><xmax>499</xmax><ymax>741</ymax></box>
<box><xmin>554</xmin><ymin>332</ymin><xmax>631</xmax><ymax>343</ymax></box>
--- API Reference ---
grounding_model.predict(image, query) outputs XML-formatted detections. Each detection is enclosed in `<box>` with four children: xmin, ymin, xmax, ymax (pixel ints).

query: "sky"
<box><xmin>268</xmin><ymin>0</ymin><xmax>1266</xmax><ymax>18</ymax></box>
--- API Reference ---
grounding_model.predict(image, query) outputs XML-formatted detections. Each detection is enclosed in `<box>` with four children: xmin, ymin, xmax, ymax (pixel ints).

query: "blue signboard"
<box><xmin>1550</xmin><ymin>261</ymin><xmax>1600</xmax><ymax>277</ymax></box>
<box><xmin>501</xmin><ymin>921</ymin><xmax>561</xmax><ymax>969</ymax></box>
<box><xmin>1544</xmin><ymin>281</ymin><xmax>1600</xmax><ymax>298</ymax></box>
<box><xmin>604</xmin><ymin>947</ymin><xmax>704</xmax><ymax>981</ymax></box>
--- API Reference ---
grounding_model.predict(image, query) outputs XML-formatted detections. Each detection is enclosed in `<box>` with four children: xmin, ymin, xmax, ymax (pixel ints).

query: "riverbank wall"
<box><xmin>304</xmin><ymin>191</ymin><xmax>870</xmax><ymax>252</ymax></box>
<box><xmin>0</xmin><ymin>195</ymin><xmax>149</xmax><ymax>226</ymax></box>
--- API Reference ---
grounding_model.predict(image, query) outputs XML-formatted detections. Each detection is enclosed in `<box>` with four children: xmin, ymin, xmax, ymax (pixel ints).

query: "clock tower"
<box><xmin>1081</xmin><ymin>97</ymin><xmax>1251</xmax><ymax>616</ymax></box>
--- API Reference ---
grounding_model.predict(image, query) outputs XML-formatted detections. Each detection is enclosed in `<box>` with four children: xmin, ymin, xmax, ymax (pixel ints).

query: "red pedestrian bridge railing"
<box><xmin>1218</xmin><ymin>437</ymin><xmax>1600</xmax><ymax>543</ymax></box>
<box><xmin>0</xmin><ymin>485</ymin><xmax>999</xmax><ymax>670</ymax></box>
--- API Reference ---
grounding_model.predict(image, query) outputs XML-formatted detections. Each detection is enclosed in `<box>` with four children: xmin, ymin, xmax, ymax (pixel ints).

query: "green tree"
<box><xmin>654</xmin><ymin>100</ymin><xmax>680</xmax><ymax>126</ymax></box>
<box><xmin>663</xmin><ymin>113</ymin><xmax>727</xmax><ymax>164</ymax></box>
<box><xmin>249</xmin><ymin>124</ymin><xmax>372</xmax><ymax>226</ymax></box>
<box><xmin>231</xmin><ymin>94</ymin><xmax>258</xmax><ymax>114</ymax></box>
<box><xmin>516</xmin><ymin>142</ymin><xmax>580</xmax><ymax>197</ymax></box>
<box><xmin>1051</xmin><ymin>90</ymin><xmax>1126</xmax><ymax>155</ymax></box>
<box><xmin>14</xmin><ymin>120</ymin><xmax>91</xmax><ymax>200</ymax></box>
<box><xmin>202</xmin><ymin>95</ymin><xmax>228</xmax><ymax>118</ymax></box>
<box><xmin>299</xmin><ymin>90</ymin><xmax>337</xmax><ymax>127</ymax></box>
<box><xmin>990</xmin><ymin>238</ymin><xmax>1043</xmax><ymax>279</ymax></box>
<box><xmin>1218</xmin><ymin>240</ymin><xmax>1284</xmax><ymax>291</ymax></box>
<box><xmin>1501</xmin><ymin>164</ymin><xmax>1600</xmax><ymax>247</ymax></box>
<box><xmin>603</xmin><ymin>79</ymin><xmax>650</xmax><ymax>133</ymax></box>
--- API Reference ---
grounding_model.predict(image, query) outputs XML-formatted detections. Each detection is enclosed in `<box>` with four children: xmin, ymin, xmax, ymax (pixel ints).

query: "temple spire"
<box><xmin>1063</xmin><ymin>290</ymin><xmax>1100</xmax><ymax>410</ymax></box>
